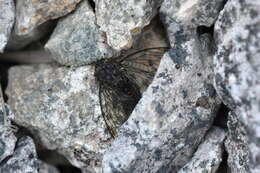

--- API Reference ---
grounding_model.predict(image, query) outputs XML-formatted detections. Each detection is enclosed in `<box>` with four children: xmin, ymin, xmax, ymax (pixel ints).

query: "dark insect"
<box><xmin>94</xmin><ymin>47</ymin><xmax>168</xmax><ymax>138</ymax></box>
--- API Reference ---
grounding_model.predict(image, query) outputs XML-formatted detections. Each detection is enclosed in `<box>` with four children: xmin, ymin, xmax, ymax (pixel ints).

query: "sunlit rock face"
<box><xmin>214</xmin><ymin>0</ymin><xmax>260</xmax><ymax>172</ymax></box>
<box><xmin>0</xmin><ymin>0</ymin><xmax>15</xmax><ymax>52</ymax></box>
<box><xmin>1</xmin><ymin>0</ymin><xmax>260</xmax><ymax>172</ymax></box>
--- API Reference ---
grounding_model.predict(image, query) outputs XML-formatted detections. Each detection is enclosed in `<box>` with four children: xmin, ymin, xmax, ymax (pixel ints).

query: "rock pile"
<box><xmin>0</xmin><ymin>0</ymin><xmax>259</xmax><ymax>172</ymax></box>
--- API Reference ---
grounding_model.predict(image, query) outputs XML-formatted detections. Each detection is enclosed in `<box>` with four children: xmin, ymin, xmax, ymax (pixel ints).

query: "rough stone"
<box><xmin>96</xmin><ymin>0</ymin><xmax>163</xmax><ymax>50</ymax></box>
<box><xmin>102</xmin><ymin>33</ymin><xmax>221</xmax><ymax>172</ymax></box>
<box><xmin>45</xmin><ymin>0</ymin><xmax>116</xmax><ymax>66</ymax></box>
<box><xmin>0</xmin><ymin>136</ymin><xmax>41</xmax><ymax>173</ymax></box>
<box><xmin>0</xmin><ymin>86</ymin><xmax>17</xmax><ymax>163</ymax></box>
<box><xmin>160</xmin><ymin>0</ymin><xmax>225</xmax><ymax>28</ymax></box>
<box><xmin>160</xmin><ymin>0</ymin><xmax>225</xmax><ymax>47</ymax></box>
<box><xmin>0</xmin><ymin>0</ymin><xmax>15</xmax><ymax>52</ymax></box>
<box><xmin>6</xmin><ymin>64</ymin><xmax>110</xmax><ymax>172</ymax></box>
<box><xmin>225</xmin><ymin>112</ymin><xmax>250</xmax><ymax>173</ymax></box>
<box><xmin>214</xmin><ymin>0</ymin><xmax>260</xmax><ymax>172</ymax></box>
<box><xmin>178</xmin><ymin>127</ymin><xmax>226</xmax><ymax>173</ymax></box>
<box><xmin>14</xmin><ymin>0</ymin><xmax>81</xmax><ymax>36</ymax></box>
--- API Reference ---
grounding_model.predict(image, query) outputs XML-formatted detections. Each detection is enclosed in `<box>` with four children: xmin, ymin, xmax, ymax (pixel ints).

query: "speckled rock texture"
<box><xmin>45</xmin><ymin>0</ymin><xmax>116</xmax><ymax>66</ymax></box>
<box><xmin>102</xmin><ymin>33</ymin><xmax>221</xmax><ymax>172</ymax></box>
<box><xmin>14</xmin><ymin>0</ymin><xmax>81</xmax><ymax>36</ymax></box>
<box><xmin>6</xmin><ymin>64</ymin><xmax>110</xmax><ymax>172</ymax></box>
<box><xmin>96</xmin><ymin>0</ymin><xmax>163</xmax><ymax>50</ymax></box>
<box><xmin>160</xmin><ymin>0</ymin><xmax>224</xmax><ymax>47</ymax></box>
<box><xmin>0</xmin><ymin>0</ymin><xmax>15</xmax><ymax>52</ymax></box>
<box><xmin>0</xmin><ymin>88</ymin><xmax>17</xmax><ymax>162</ymax></box>
<box><xmin>0</xmin><ymin>136</ymin><xmax>41</xmax><ymax>173</ymax></box>
<box><xmin>2</xmin><ymin>0</ymin><xmax>260</xmax><ymax>172</ymax></box>
<box><xmin>214</xmin><ymin>0</ymin><xmax>260</xmax><ymax>172</ymax></box>
<box><xmin>178</xmin><ymin>127</ymin><xmax>226</xmax><ymax>173</ymax></box>
<box><xmin>160</xmin><ymin>0</ymin><xmax>224</xmax><ymax>27</ymax></box>
<box><xmin>225</xmin><ymin>112</ymin><xmax>250</xmax><ymax>173</ymax></box>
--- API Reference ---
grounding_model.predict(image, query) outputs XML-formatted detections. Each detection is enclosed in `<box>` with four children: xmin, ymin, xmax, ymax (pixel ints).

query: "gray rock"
<box><xmin>0</xmin><ymin>86</ymin><xmax>17</xmax><ymax>163</ymax></box>
<box><xmin>45</xmin><ymin>0</ymin><xmax>116</xmax><ymax>66</ymax></box>
<box><xmin>0</xmin><ymin>136</ymin><xmax>41</xmax><ymax>173</ymax></box>
<box><xmin>214</xmin><ymin>0</ymin><xmax>260</xmax><ymax>172</ymax></box>
<box><xmin>160</xmin><ymin>0</ymin><xmax>224</xmax><ymax>27</ymax></box>
<box><xmin>225</xmin><ymin>112</ymin><xmax>250</xmax><ymax>173</ymax></box>
<box><xmin>96</xmin><ymin>0</ymin><xmax>163</xmax><ymax>50</ymax></box>
<box><xmin>178</xmin><ymin>127</ymin><xmax>226</xmax><ymax>173</ymax></box>
<box><xmin>14</xmin><ymin>0</ymin><xmax>81</xmax><ymax>36</ymax></box>
<box><xmin>0</xmin><ymin>0</ymin><xmax>15</xmax><ymax>52</ymax></box>
<box><xmin>6</xmin><ymin>64</ymin><xmax>110</xmax><ymax>172</ymax></box>
<box><xmin>102</xmin><ymin>33</ymin><xmax>221</xmax><ymax>172</ymax></box>
<box><xmin>160</xmin><ymin>0</ymin><xmax>224</xmax><ymax>47</ymax></box>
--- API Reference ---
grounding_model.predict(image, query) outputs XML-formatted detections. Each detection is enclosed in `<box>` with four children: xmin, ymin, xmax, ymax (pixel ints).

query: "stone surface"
<box><xmin>96</xmin><ymin>0</ymin><xmax>163</xmax><ymax>50</ymax></box>
<box><xmin>160</xmin><ymin>0</ymin><xmax>225</xmax><ymax>28</ymax></box>
<box><xmin>45</xmin><ymin>0</ymin><xmax>116</xmax><ymax>66</ymax></box>
<box><xmin>14</xmin><ymin>0</ymin><xmax>81</xmax><ymax>36</ymax></box>
<box><xmin>0</xmin><ymin>0</ymin><xmax>15</xmax><ymax>52</ymax></box>
<box><xmin>0</xmin><ymin>86</ymin><xmax>17</xmax><ymax>163</ymax></box>
<box><xmin>214</xmin><ymin>0</ymin><xmax>260</xmax><ymax>172</ymax></box>
<box><xmin>178</xmin><ymin>127</ymin><xmax>226</xmax><ymax>173</ymax></box>
<box><xmin>160</xmin><ymin>0</ymin><xmax>225</xmax><ymax>47</ymax></box>
<box><xmin>6</xmin><ymin>64</ymin><xmax>110</xmax><ymax>172</ymax></box>
<box><xmin>225</xmin><ymin>112</ymin><xmax>250</xmax><ymax>173</ymax></box>
<box><xmin>102</xmin><ymin>33</ymin><xmax>221</xmax><ymax>172</ymax></box>
<box><xmin>0</xmin><ymin>136</ymin><xmax>41</xmax><ymax>173</ymax></box>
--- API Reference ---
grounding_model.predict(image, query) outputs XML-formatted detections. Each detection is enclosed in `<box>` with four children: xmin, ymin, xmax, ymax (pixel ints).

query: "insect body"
<box><xmin>94</xmin><ymin>47</ymin><xmax>168</xmax><ymax>138</ymax></box>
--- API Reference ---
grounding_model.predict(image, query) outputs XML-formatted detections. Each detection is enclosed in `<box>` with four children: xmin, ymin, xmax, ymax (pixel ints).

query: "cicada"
<box><xmin>94</xmin><ymin>47</ymin><xmax>168</xmax><ymax>138</ymax></box>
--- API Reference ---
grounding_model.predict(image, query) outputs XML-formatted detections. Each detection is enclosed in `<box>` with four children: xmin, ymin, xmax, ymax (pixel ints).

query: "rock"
<box><xmin>160</xmin><ymin>0</ymin><xmax>225</xmax><ymax>46</ymax></box>
<box><xmin>96</xmin><ymin>0</ymin><xmax>163</xmax><ymax>50</ymax></box>
<box><xmin>160</xmin><ymin>0</ymin><xmax>225</xmax><ymax>28</ymax></box>
<box><xmin>14</xmin><ymin>0</ymin><xmax>81</xmax><ymax>36</ymax></box>
<box><xmin>102</xmin><ymin>33</ymin><xmax>221</xmax><ymax>172</ymax></box>
<box><xmin>0</xmin><ymin>136</ymin><xmax>41</xmax><ymax>173</ymax></box>
<box><xmin>45</xmin><ymin>0</ymin><xmax>116</xmax><ymax>66</ymax></box>
<box><xmin>178</xmin><ymin>127</ymin><xmax>226</xmax><ymax>173</ymax></box>
<box><xmin>6</xmin><ymin>64</ymin><xmax>110</xmax><ymax>172</ymax></box>
<box><xmin>0</xmin><ymin>0</ymin><xmax>15</xmax><ymax>52</ymax></box>
<box><xmin>214</xmin><ymin>0</ymin><xmax>260</xmax><ymax>172</ymax></box>
<box><xmin>225</xmin><ymin>112</ymin><xmax>250</xmax><ymax>173</ymax></box>
<box><xmin>0</xmin><ymin>86</ymin><xmax>17</xmax><ymax>162</ymax></box>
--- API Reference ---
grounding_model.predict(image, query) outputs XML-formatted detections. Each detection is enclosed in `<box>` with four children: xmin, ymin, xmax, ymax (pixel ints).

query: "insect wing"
<box><xmin>119</xmin><ymin>47</ymin><xmax>167</xmax><ymax>92</ymax></box>
<box><xmin>99</xmin><ymin>84</ymin><xmax>133</xmax><ymax>138</ymax></box>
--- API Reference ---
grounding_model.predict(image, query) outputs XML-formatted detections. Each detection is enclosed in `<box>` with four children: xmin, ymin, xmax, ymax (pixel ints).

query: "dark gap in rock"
<box><xmin>38</xmin><ymin>149</ymin><xmax>82</xmax><ymax>173</ymax></box>
<box><xmin>156</xmin><ymin>14</ymin><xmax>171</xmax><ymax>47</ymax></box>
<box><xmin>196</xmin><ymin>25</ymin><xmax>214</xmax><ymax>36</ymax></box>
<box><xmin>23</xmin><ymin>20</ymin><xmax>58</xmax><ymax>51</ymax></box>
<box><xmin>0</xmin><ymin>63</ymin><xmax>17</xmax><ymax>101</ymax></box>
<box><xmin>88</xmin><ymin>0</ymin><xmax>96</xmax><ymax>13</ymax></box>
<box><xmin>57</xmin><ymin>165</ymin><xmax>82</xmax><ymax>173</ymax></box>
<box><xmin>155</xmin><ymin>14</ymin><xmax>171</xmax><ymax>47</ymax></box>
<box><xmin>213</xmin><ymin>103</ymin><xmax>229</xmax><ymax>129</ymax></box>
<box><xmin>15</xmin><ymin>126</ymin><xmax>35</xmax><ymax>139</ymax></box>
<box><xmin>216</xmin><ymin>149</ymin><xmax>230</xmax><ymax>173</ymax></box>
